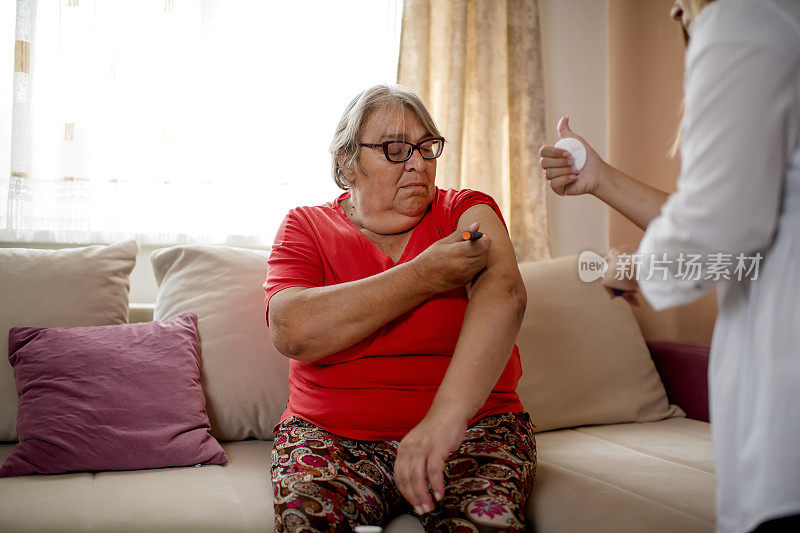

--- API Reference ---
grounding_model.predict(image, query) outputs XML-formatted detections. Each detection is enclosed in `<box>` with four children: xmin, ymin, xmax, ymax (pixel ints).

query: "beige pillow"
<box><xmin>0</xmin><ymin>241</ymin><xmax>138</xmax><ymax>441</ymax></box>
<box><xmin>516</xmin><ymin>256</ymin><xmax>683</xmax><ymax>433</ymax></box>
<box><xmin>151</xmin><ymin>245</ymin><xmax>289</xmax><ymax>441</ymax></box>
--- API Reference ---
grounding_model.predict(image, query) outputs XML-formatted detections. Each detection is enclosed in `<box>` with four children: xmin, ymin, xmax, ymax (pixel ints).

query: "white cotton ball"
<box><xmin>554</xmin><ymin>137</ymin><xmax>587</xmax><ymax>172</ymax></box>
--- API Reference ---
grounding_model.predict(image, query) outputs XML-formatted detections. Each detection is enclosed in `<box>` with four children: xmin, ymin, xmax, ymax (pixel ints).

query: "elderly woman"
<box><xmin>264</xmin><ymin>84</ymin><xmax>536</xmax><ymax>532</ymax></box>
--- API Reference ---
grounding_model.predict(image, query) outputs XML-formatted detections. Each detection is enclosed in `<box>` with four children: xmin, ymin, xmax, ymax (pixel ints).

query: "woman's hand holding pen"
<box><xmin>411</xmin><ymin>222</ymin><xmax>492</xmax><ymax>294</ymax></box>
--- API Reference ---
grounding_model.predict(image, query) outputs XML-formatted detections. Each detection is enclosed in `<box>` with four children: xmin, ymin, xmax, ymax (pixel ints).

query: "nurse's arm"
<box><xmin>540</xmin><ymin>116</ymin><xmax>670</xmax><ymax>230</ymax></box>
<box><xmin>593</xmin><ymin>166</ymin><xmax>670</xmax><ymax>230</ymax></box>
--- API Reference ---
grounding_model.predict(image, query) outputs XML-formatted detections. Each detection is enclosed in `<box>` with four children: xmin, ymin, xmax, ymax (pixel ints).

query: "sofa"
<box><xmin>0</xmin><ymin>242</ymin><xmax>716</xmax><ymax>532</ymax></box>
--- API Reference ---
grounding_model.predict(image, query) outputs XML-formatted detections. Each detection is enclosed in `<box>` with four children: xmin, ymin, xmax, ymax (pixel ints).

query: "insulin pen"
<box><xmin>462</xmin><ymin>230</ymin><xmax>483</xmax><ymax>241</ymax></box>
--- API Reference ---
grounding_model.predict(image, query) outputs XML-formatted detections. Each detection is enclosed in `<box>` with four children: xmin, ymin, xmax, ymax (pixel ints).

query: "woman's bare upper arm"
<box><xmin>456</xmin><ymin>204</ymin><xmax>522</xmax><ymax>278</ymax></box>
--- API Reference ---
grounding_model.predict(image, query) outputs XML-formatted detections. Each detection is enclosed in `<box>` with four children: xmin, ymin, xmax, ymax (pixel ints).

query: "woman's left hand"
<box><xmin>394</xmin><ymin>410</ymin><xmax>467</xmax><ymax>515</ymax></box>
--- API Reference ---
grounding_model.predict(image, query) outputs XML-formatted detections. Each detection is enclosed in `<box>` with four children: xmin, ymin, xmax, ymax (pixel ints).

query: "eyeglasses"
<box><xmin>358</xmin><ymin>137</ymin><xmax>445</xmax><ymax>163</ymax></box>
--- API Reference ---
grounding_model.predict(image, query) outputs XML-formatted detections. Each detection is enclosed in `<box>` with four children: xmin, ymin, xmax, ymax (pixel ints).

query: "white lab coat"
<box><xmin>635</xmin><ymin>1</ymin><xmax>800</xmax><ymax>532</ymax></box>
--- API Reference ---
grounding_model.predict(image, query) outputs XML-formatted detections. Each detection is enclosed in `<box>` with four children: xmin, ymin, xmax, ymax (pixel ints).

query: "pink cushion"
<box><xmin>0</xmin><ymin>313</ymin><xmax>227</xmax><ymax>477</ymax></box>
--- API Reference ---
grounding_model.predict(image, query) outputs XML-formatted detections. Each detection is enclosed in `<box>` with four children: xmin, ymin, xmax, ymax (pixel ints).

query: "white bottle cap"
<box><xmin>554</xmin><ymin>137</ymin><xmax>587</xmax><ymax>172</ymax></box>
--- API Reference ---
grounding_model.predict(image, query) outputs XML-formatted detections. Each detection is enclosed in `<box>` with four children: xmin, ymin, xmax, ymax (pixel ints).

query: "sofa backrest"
<box><xmin>2</xmin><ymin>244</ymin><xmax>688</xmax><ymax>449</ymax></box>
<box><xmin>129</xmin><ymin>303</ymin><xmax>156</xmax><ymax>324</ymax></box>
<box><xmin>513</xmin><ymin>256</ymin><xmax>681</xmax><ymax>432</ymax></box>
<box><xmin>139</xmin><ymin>252</ymin><xmax>681</xmax><ymax>440</ymax></box>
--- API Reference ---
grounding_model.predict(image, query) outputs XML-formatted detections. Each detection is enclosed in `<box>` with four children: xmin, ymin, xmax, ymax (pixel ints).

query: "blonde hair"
<box><xmin>329</xmin><ymin>84</ymin><xmax>443</xmax><ymax>190</ymax></box>
<box><xmin>670</xmin><ymin>0</ymin><xmax>716</xmax><ymax>157</ymax></box>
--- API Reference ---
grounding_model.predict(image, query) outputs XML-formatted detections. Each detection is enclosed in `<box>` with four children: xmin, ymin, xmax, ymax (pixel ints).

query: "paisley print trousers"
<box><xmin>270</xmin><ymin>411</ymin><xmax>536</xmax><ymax>532</ymax></box>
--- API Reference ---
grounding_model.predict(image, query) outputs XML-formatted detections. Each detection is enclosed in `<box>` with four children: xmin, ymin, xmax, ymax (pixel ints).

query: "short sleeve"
<box><xmin>448</xmin><ymin>189</ymin><xmax>509</xmax><ymax>234</ymax></box>
<box><xmin>263</xmin><ymin>209</ymin><xmax>325</xmax><ymax>323</ymax></box>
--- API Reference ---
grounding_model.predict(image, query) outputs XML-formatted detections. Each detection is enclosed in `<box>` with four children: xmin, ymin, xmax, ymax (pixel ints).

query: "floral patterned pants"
<box><xmin>270</xmin><ymin>411</ymin><xmax>536</xmax><ymax>532</ymax></box>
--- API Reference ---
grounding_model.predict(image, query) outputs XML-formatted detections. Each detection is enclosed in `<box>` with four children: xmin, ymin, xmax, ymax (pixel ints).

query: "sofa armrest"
<box><xmin>646</xmin><ymin>339</ymin><xmax>710</xmax><ymax>423</ymax></box>
<box><xmin>129</xmin><ymin>303</ymin><xmax>155</xmax><ymax>324</ymax></box>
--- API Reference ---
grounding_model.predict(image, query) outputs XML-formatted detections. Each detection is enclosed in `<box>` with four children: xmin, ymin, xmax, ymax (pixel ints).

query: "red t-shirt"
<box><xmin>264</xmin><ymin>187</ymin><xmax>524</xmax><ymax>440</ymax></box>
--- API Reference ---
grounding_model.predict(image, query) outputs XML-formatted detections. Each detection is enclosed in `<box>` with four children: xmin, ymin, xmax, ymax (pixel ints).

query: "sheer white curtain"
<box><xmin>1</xmin><ymin>0</ymin><xmax>403</xmax><ymax>246</ymax></box>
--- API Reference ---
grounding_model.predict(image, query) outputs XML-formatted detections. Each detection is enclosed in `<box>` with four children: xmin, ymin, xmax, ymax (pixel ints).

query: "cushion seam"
<box><xmin>90</xmin><ymin>472</ymin><xmax>96</xmax><ymax>531</ymax></box>
<box><xmin>218</xmin><ymin>456</ymin><xmax>251</xmax><ymax>531</ymax></box>
<box><xmin>577</xmin><ymin>422</ymin><xmax>712</xmax><ymax>442</ymax></box>
<box><xmin>537</xmin><ymin>459</ymin><xmax>715</xmax><ymax>525</ymax></box>
<box><xmin>570</xmin><ymin>428</ymin><xmax>715</xmax><ymax>474</ymax></box>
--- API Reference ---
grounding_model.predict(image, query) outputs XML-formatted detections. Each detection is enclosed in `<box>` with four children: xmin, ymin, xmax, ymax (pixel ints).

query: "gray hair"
<box><xmin>330</xmin><ymin>84</ymin><xmax>443</xmax><ymax>190</ymax></box>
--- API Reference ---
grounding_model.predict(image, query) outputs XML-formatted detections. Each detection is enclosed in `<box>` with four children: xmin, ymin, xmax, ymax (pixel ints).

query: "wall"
<box><xmin>129</xmin><ymin>245</ymin><xmax>161</xmax><ymax>304</ymax></box>
<box><xmin>539</xmin><ymin>0</ymin><xmax>610</xmax><ymax>258</ymax></box>
<box><xmin>608</xmin><ymin>0</ymin><xmax>717</xmax><ymax>344</ymax></box>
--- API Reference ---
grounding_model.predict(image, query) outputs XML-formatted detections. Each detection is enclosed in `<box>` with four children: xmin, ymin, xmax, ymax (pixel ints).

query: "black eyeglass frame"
<box><xmin>358</xmin><ymin>137</ymin><xmax>446</xmax><ymax>163</ymax></box>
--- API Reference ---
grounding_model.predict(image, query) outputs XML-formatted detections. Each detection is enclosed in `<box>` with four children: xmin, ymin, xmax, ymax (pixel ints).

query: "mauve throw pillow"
<box><xmin>0</xmin><ymin>313</ymin><xmax>227</xmax><ymax>477</ymax></box>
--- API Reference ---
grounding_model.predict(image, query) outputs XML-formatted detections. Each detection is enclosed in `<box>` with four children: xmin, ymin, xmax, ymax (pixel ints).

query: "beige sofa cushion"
<box><xmin>151</xmin><ymin>245</ymin><xmax>289</xmax><ymax>441</ymax></box>
<box><xmin>530</xmin><ymin>417</ymin><xmax>716</xmax><ymax>532</ymax></box>
<box><xmin>0</xmin><ymin>418</ymin><xmax>714</xmax><ymax>532</ymax></box>
<box><xmin>0</xmin><ymin>440</ymin><xmax>273</xmax><ymax>532</ymax></box>
<box><xmin>0</xmin><ymin>439</ymin><xmax>423</xmax><ymax>532</ymax></box>
<box><xmin>516</xmin><ymin>256</ymin><xmax>683</xmax><ymax>432</ymax></box>
<box><xmin>0</xmin><ymin>241</ymin><xmax>137</xmax><ymax>442</ymax></box>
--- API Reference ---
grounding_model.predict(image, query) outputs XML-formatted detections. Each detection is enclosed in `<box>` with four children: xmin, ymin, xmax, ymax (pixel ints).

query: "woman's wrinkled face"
<box><xmin>671</xmin><ymin>0</ymin><xmax>696</xmax><ymax>36</ymax></box>
<box><xmin>343</xmin><ymin>107</ymin><xmax>437</xmax><ymax>224</ymax></box>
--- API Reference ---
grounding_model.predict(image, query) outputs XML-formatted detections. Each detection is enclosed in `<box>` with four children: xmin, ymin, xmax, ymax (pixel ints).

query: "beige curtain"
<box><xmin>7</xmin><ymin>0</ymin><xmax>36</xmax><ymax>232</ymax></box>
<box><xmin>398</xmin><ymin>0</ymin><xmax>550</xmax><ymax>261</ymax></box>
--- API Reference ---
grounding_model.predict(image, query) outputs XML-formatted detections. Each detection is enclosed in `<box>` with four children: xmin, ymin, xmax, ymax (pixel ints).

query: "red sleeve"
<box><xmin>448</xmin><ymin>189</ymin><xmax>509</xmax><ymax>235</ymax></box>
<box><xmin>263</xmin><ymin>209</ymin><xmax>325</xmax><ymax>325</ymax></box>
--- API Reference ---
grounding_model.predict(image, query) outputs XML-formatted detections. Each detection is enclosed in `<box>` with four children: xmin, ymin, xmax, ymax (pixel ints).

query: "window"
<box><xmin>0</xmin><ymin>0</ymin><xmax>403</xmax><ymax>245</ymax></box>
